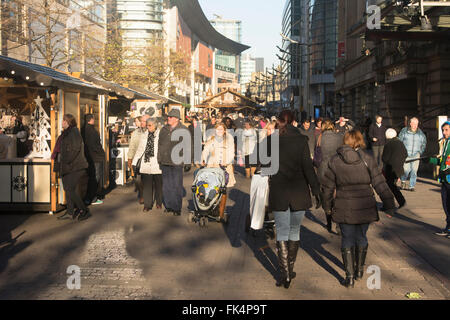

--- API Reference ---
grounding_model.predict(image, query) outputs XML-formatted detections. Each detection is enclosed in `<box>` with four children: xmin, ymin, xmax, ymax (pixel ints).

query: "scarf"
<box><xmin>144</xmin><ymin>131</ymin><xmax>155</xmax><ymax>163</ymax></box>
<box><xmin>51</xmin><ymin>126</ymin><xmax>73</xmax><ymax>160</ymax></box>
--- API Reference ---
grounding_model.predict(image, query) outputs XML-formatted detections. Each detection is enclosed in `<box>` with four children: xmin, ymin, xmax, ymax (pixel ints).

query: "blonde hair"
<box><xmin>321</xmin><ymin>119</ymin><xmax>335</xmax><ymax>132</ymax></box>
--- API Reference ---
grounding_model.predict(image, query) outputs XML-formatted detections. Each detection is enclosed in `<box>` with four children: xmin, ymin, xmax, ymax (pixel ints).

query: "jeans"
<box><xmin>441</xmin><ymin>183</ymin><xmax>450</xmax><ymax>226</ymax></box>
<box><xmin>141</xmin><ymin>174</ymin><xmax>163</xmax><ymax>209</ymax></box>
<box><xmin>372</xmin><ymin>146</ymin><xmax>384</xmax><ymax>168</ymax></box>
<box><xmin>161</xmin><ymin>165</ymin><xmax>184</xmax><ymax>212</ymax></box>
<box><xmin>62</xmin><ymin>169</ymin><xmax>87</xmax><ymax>214</ymax></box>
<box><xmin>273</xmin><ymin>209</ymin><xmax>306</xmax><ymax>241</ymax></box>
<box><xmin>401</xmin><ymin>153</ymin><xmax>420</xmax><ymax>188</ymax></box>
<box><xmin>339</xmin><ymin>223</ymin><xmax>369</xmax><ymax>249</ymax></box>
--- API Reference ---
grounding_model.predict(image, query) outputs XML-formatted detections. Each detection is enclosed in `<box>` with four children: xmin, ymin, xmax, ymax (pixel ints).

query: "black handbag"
<box><xmin>133</xmin><ymin>155</ymin><xmax>144</xmax><ymax>176</ymax></box>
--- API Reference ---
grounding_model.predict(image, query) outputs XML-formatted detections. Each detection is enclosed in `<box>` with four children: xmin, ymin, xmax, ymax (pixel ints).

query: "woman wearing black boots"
<box><xmin>321</xmin><ymin>130</ymin><xmax>395</xmax><ymax>287</ymax></box>
<box><xmin>56</xmin><ymin>114</ymin><xmax>91</xmax><ymax>221</ymax></box>
<box><xmin>269</xmin><ymin>110</ymin><xmax>321</xmax><ymax>289</ymax></box>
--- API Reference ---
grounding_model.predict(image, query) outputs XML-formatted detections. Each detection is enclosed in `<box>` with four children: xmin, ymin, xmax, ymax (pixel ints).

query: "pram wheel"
<box><xmin>199</xmin><ymin>217</ymin><xmax>208</xmax><ymax>228</ymax></box>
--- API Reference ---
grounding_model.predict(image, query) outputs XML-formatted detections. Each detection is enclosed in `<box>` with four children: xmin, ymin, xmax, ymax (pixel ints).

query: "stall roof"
<box><xmin>169</xmin><ymin>0</ymin><xmax>250</xmax><ymax>54</ymax></box>
<box><xmin>0</xmin><ymin>55</ymin><xmax>108</xmax><ymax>95</ymax></box>
<box><xmin>127</xmin><ymin>85</ymin><xmax>185</xmax><ymax>105</ymax></box>
<box><xmin>78</xmin><ymin>74</ymin><xmax>156</xmax><ymax>100</ymax></box>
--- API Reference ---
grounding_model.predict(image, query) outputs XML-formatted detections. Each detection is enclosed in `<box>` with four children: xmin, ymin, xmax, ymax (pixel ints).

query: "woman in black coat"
<box><xmin>382</xmin><ymin>128</ymin><xmax>408</xmax><ymax>209</ymax></box>
<box><xmin>322</xmin><ymin>130</ymin><xmax>395</xmax><ymax>287</ymax></box>
<box><xmin>269</xmin><ymin>110</ymin><xmax>321</xmax><ymax>289</ymax></box>
<box><xmin>316</xmin><ymin>119</ymin><xmax>344</xmax><ymax>233</ymax></box>
<box><xmin>56</xmin><ymin>114</ymin><xmax>90</xmax><ymax>221</ymax></box>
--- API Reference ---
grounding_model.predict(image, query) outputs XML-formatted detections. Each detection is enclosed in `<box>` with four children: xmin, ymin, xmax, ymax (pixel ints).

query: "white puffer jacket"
<box><xmin>132</xmin><ymin>129</ymin><xmax>162</xmax><ymax>175</ymax></box>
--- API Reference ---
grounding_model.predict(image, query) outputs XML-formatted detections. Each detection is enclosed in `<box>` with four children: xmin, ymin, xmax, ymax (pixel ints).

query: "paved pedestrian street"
<box><xmin>0</xmin><ymin>170</ymin><xmax>449</xmax><ymax>300</ymax></box>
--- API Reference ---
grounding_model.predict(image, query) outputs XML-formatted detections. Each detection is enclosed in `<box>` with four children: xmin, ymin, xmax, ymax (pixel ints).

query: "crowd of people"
<box><xmin>48</xmin><ymin>107</ymin><xmax>449</xmax><ymax>289</ymax></box>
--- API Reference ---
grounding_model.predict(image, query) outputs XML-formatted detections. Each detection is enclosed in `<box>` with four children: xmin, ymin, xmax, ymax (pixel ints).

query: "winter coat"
<box><xmin>317</xmin><ymin>130</ymin><xmax>344</xmax><ymax>184</ymax></box>
<box><xmin>269</xmin><ymin>125</ymin><xmax>320</xmax><ymax>212</ymax></box>
<box><xmin>369</xmin><ymin>123</ymin><xmax>387</xmax><ymax>147</ymax></box>
<box><xmin>157</xmin><ymin>122</ymin><xmax>190</xmax><ymax>167</ymax></box>
<box><xmin>335</xmin><ymin>120</ymin><xmax>355</xmax><ymax>134</ymax></box>
<box><xmin>382</xmin><ymin>137</ymin><xmax>408</xmax><ymax>178</ymax></box>
<box><xmin>242</xmin><ymin>128</ymin><xmax>257</xmax><ymax>156</ymax></box>
<box><xmin>128</xmin><ymin>127</ymin><xmax>145</xmax><ymax>160</ymax></box>
<box><xmin>299</xmin><ymin>125</ymin><xmax>316</xmax><ymax>158</ymax></box>
<box><xmin>82</xmin><ymin>124</ymin><xmax>105</xmax><ymax>162</ymax></box>
<box><xmin>398</xmin><ymin>127</ymin><xmax>427</xmax><ymax>157</ymax></box>
<box><xmin>322</xmin><ymin>145</ymin><xmax>396</xmax><ymax>225</ymax></box>
<box><xmin>201</xmin><ymin>133</ymin><xmax>235</xmax><ymax>166</ymax></box>
<box><xmin>201</xmin><ymin>133</ymin><xmax>236</xmax><ymax>187</ymax></box>
<box><xmin>132</xmin><ymin>129</ymin><xmax>162</xmax><ymax>175</ymax></box>
<box><xmin>60</xmin><ymin>126</ymin><xmax>88</xmax><ymax>176</ymax></box>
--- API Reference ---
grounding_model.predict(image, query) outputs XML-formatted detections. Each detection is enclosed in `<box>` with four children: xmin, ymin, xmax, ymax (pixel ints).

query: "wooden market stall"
<box><xmin>0</xmin><ymin>55</ymin><xmax>109</xmax><ymax>213</ymax></box>
<box><xmin>195</xmin><ymin>89</ymin><xmax>259</xmax><ymax>116</ymax></box>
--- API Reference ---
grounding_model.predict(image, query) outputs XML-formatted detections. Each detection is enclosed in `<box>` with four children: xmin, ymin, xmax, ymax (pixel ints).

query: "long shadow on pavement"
<box><xmin>300</xmin><ymin>225</ymin><xmax>344</xmax><ymax>284</ymax></box>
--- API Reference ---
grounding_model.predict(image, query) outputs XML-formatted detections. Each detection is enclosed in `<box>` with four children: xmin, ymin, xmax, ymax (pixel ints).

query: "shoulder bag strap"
<box><xmin>357</xmin><ymin>150</ymin><xmax>372</xmax><ymax>184</ymax></box>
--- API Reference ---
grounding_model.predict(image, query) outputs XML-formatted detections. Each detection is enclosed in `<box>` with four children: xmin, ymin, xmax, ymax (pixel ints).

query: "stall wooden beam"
<box><xmin>50</xmin><ymin>93</ymin><xmax>57</xmax><ymax>214</ymax></box>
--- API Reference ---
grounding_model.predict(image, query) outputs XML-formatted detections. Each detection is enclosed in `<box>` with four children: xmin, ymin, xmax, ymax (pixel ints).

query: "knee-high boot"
<box><xmin>276</xmin><ymin>241</ymin><xmax>291</xmax><ymax>289</ymax></box>
<box><xmin>288</xmin><ymin>240</ymin><xmax>300</xmax><ymax>280</ymax></box>
<box><xmin>354</xmin><ymin>245</ymin><xmax>368</xmax><ymax>280</ymax></box>
<box><xmin>341</xmin><ymin>247</ymin><xmax>355</xmax><ymax>288</ymax></box>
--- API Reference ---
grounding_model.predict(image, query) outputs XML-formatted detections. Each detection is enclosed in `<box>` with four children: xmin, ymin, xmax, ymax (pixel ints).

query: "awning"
<box><xmin>170</xmin><ymin>0</ymin><xmax>250</xmax><ymax>54</ymax></box>
<box><xmin>0</xmin><ymin>55</ymin><xmax>107</xmax><ymax>95</ymax></box>
<box><xmin>78</xmin><ymin>74</ymin><xmax>156</xmax><ymax>100</ymax></box>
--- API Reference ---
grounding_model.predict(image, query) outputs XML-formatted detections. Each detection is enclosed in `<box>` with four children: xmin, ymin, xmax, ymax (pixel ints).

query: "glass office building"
<box><xmin>210</xmin><ymin>18</ymin><xmax>242</xmax><ymax>83</ymax></box>
<box><xmin>309</xmin><ymin>0</ymin><xmax>338</xmax><ymax>113</ymax></box>
<box><xmin>116</xmin><ymin>0</ymin><xmax>164</xmax><ymax>47</ymax></box>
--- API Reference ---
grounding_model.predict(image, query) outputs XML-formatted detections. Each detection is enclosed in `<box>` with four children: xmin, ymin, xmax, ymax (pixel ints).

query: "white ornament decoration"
<box><xmin>27</xmin><ymin>95</ymin><xmax>52</xmax><ymax>159</ymax></box>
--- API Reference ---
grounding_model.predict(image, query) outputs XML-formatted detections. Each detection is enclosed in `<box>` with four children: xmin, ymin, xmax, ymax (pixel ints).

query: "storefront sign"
<box><xmin>386</xmin><ymin>65</ymin><xmax>408</xmax><ymax>83</ymax></box>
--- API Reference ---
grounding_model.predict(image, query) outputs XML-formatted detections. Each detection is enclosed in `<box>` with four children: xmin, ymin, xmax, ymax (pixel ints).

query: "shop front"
<box><xmin>0</xmin><ymin>55</ymin><xmax>108</xmax><ymax>213</ymax></box>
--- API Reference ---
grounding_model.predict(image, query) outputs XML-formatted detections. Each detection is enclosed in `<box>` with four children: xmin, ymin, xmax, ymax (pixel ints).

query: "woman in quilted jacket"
<box><xmin>321</xmin><ymin>130</ymin><xmax>396</xmax><ymax>288</ymax></box>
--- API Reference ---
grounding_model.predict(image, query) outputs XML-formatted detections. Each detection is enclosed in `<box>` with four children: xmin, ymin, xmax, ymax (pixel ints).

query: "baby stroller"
<box><xmin>188</xmin><ymin>167</ymin><xmax>228</xmax><ymax>227</ymax></box>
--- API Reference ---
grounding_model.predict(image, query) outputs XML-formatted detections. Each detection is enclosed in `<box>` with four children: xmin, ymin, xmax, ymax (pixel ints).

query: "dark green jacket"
<box><xmin>430</xmin><ymin>138</ymin><xmax>450</xmax><ymax>177</ymax></box>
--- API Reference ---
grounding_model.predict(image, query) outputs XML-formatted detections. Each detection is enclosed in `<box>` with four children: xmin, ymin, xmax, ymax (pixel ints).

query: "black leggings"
<box><xmin>339</xmin><ymin>223</ymin><xmax>369</xmax><ymax>249</ymax></box>
<box><xmin>63</xmin><ymin>169</ymin><xmax>87</xmax><ymax>214</ymax></box>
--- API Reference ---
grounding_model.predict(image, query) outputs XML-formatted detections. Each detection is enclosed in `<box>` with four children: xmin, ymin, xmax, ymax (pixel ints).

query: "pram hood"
<box><xmin>192</xmin><ymin>167</ymin><xmax>226</xmax><ymax>212</ymax></box>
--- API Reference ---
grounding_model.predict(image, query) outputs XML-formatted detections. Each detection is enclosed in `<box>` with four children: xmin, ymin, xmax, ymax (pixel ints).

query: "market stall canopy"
<box><xmin>169</xmin><ymin>0</ymin><xmax>250</xmax><ymax>54</ymax></box>
<box><xmin>127</xmin><ymin>85</ymin><xmax>185</xmax><ymax>105</ymax></box>
<box><xmin>76</xmin><ymin>74</ymin><xmax>156</xmax><ymax>100</ymax></box>
<box><xmin>0</xmin><ymin>55</ymin><xmax>107</xmax><ymax>95</ymax></box>
<box><xmin>197</xmin><ymin>89</ymin><xmax>258</xmax><ymax>109</ymax></box>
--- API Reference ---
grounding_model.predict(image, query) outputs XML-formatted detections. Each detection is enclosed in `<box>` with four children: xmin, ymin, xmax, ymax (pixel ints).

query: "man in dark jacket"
<box><xmin>58</xmin><ymin>114</ymin><xmax>90</xmax><ymax>221</ymax></box>
<box><xmin>369</xmin><ymin>115</ymin><xmax>387</xmax><ymax>168</ymax></box>
<box><xmin>298</xmin><ymin>119</ymin><xmax>316</xmax><ymax>159</ymax></box>
<box><xmin>158</xmin><ymin>109</ymin><xmax>190</xmax><ymax>216</ymax></box>
<box><xmin>382</xmin><ymin>128</ymin><xmax>407</xmax><ymax>209</ymax></box>
<box><xmin>82</xmin><ymin>114</ymin><xmax>106</xmax><ymax>205</ymax></box>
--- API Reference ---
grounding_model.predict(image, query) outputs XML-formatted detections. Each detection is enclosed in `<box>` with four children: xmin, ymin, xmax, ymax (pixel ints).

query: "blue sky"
<box><xmin>198</xmin><ymin>0</ymin><xmax>284</xmax><ymax>69</ymax></box>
